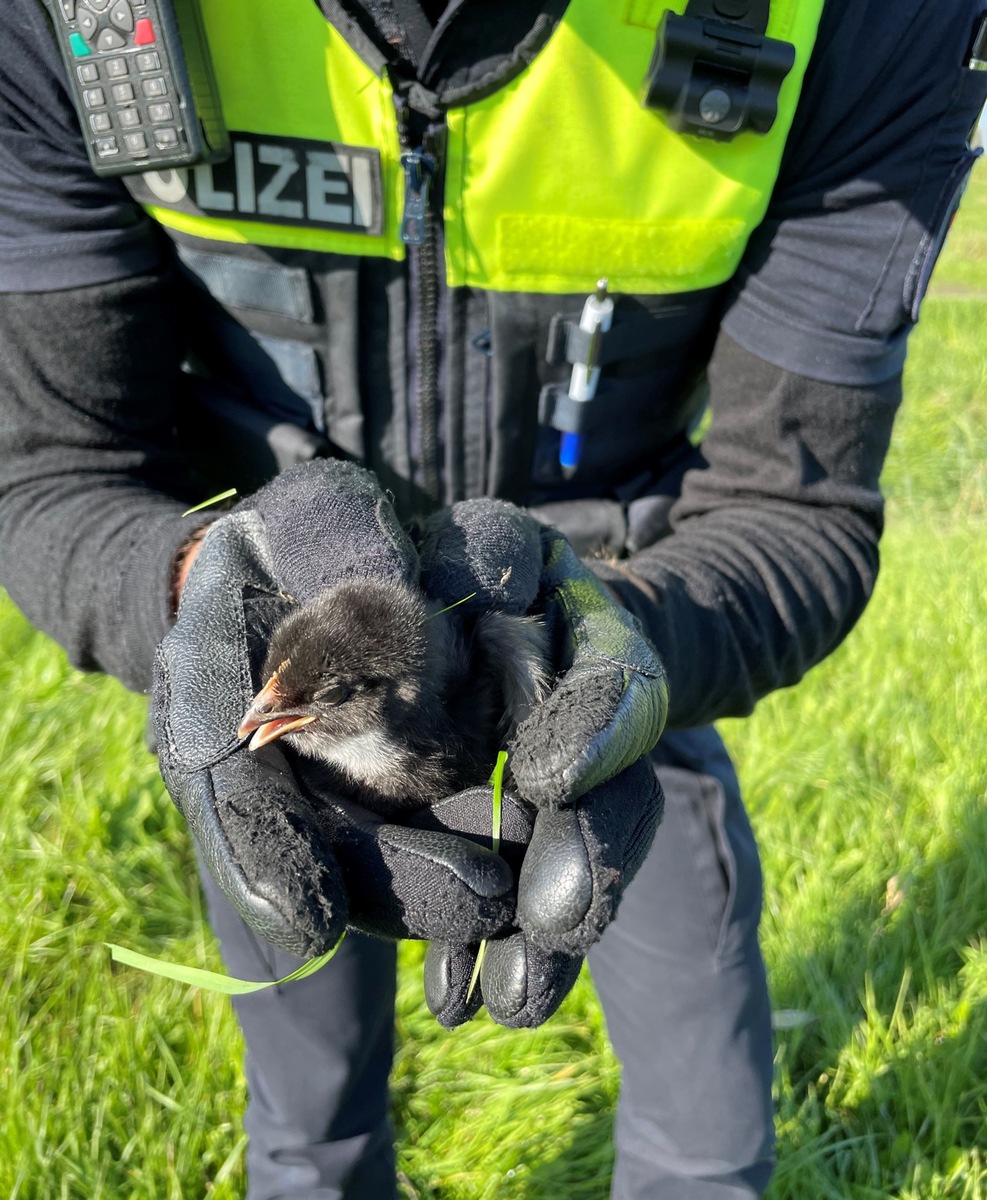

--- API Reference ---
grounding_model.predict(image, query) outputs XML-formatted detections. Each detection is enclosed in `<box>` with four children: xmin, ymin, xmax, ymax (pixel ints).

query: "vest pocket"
<box><xmin>176</xmin><ymin>246</ymin><xmax>330</xmax><ymax>434</ymax></box>
<box><xmin>176</xmin><ymin>246</ymin><xmax>316</xmax><ymax>323</ymax></box>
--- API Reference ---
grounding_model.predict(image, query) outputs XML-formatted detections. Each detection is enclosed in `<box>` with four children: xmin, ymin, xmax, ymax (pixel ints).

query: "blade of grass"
<box><xmin>467</xmin><ymin>751</ymin><xmax>508</xmax><ymax>1001</ymax></box>
<box><xmin>182</xmin><ymin>488</ymin><xmax>238</xmax><ymax>516</ymax></box>
<box><xmin>105</xmin><ymin>936</ymin><xmax>342</xmax><ymax>995</ymax></box>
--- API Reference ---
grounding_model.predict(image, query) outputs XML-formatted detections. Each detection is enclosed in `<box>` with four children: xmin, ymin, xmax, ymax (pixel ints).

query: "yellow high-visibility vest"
<box><xmin>136</xmin><ymin>0</ymin><xmax>824</xmax><ymax>295</ymax></box>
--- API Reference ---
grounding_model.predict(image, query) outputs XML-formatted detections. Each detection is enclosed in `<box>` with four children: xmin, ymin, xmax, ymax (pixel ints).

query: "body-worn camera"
<box><xmin>642</xmin><ymin>0</ymin><xmax>795</xmax><ymax>142</ymax></box>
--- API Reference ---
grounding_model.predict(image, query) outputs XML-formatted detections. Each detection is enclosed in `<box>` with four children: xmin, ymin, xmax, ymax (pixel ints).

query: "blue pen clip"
<box><xmin>559</xmin><ymin>278</ymin><xmax>613</xmax><ymax>479</ymax></box>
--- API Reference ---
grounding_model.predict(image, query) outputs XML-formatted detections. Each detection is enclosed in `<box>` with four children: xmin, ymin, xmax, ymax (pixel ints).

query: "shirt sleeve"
<box><xmin>0</xmin><ymin>0</ymin><xmax>164</xmax><ymax>291</ymax></box>
<box><xmin>0</xmin><ymin>267</ymin><xmax>207</xmax><ymax>693</ymax></box>
<box><xmin>601</xmin><ymin>335</ymin><xmax>899</xmax><ymax>729</ymax></box>
<box><xmin>0</xmin><ymin>6</ymin><xmax>209</xmax><ymax>691</ymax></box>
<box><xmin>603</xmin><ymin>0</ymin><xmax>987</xmax><ymax>729</ymax></box>
<box><xmin>721</xmin><ymin>0</ymin><xmax>987</xmax><ymax>386</ymax></box>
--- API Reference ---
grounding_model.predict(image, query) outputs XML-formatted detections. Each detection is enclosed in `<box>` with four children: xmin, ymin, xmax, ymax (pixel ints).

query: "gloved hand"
<box><xmin>151</xmin><ymin>461</ymin><xmax>518</xmax><ymax>958</ymax></box>
<box><xmin>415</xmin><ymin>500</ymin><xmax>668</xmax><ymax>1027</ymax></box>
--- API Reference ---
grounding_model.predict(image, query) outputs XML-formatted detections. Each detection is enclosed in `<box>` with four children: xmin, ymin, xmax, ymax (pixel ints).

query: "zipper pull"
<box><xmin>400</xmin><ymin>146</ymin><xmax>436</xmax><ymax>245</ymax></box>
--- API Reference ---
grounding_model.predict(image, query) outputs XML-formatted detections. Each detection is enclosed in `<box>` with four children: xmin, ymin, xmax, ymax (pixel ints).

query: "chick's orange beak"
<box><xmin>237</xmin><ymin>666</ymin><xmax>317</xmax><ymax>750</ymax></box>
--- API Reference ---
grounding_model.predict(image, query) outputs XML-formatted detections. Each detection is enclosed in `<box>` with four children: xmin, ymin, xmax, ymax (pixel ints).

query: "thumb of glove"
<box><xmin>511</xmin><ymin>530</ymin><xmax>668</xmax><ymax>807</ymax></box>
<box><xmin>518</xmin><ymin>755</ymin><xmax>664</xmax><ymax>954</ymax></box>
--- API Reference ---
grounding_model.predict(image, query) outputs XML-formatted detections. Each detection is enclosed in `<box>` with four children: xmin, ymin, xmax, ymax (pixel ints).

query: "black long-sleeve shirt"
<box><xmin>0</xmin><ymin>0</ymin><xmax>984</xmax><ymax>726</ymax></box>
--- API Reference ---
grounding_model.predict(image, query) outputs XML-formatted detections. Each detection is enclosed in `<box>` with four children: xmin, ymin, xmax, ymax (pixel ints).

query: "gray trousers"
<box><xmin>200</xmin><ymin>727</ymin><xmax>775</xmax><ymax>1199</ymax></box>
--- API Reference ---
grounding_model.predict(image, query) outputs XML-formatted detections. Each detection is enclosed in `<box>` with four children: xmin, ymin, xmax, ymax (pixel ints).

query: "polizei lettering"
<box><xmin>131</xmin><ymin>133</ymin><xmax>383</xmax><ymax>235</ymax></box>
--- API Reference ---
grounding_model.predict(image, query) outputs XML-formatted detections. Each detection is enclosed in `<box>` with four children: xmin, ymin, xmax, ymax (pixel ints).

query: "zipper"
<box><xmin>399</xmin><ymin>145</ymin><xmax>436</xmax><ymax>246</ymax></box>
<box><xmin>397</xmin><ymin>94</ymin><xmax>443</xmax><ymax>509</ymax></box>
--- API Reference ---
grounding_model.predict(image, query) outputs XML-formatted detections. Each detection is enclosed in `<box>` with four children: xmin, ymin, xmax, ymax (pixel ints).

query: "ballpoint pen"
<box><xmin>559</xmin><ymin>278</ymin><xmax>613</xmax><ymax>480</ymax></box>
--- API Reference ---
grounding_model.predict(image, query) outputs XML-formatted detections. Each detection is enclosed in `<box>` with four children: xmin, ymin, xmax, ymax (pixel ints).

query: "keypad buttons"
<box><xmin>56</xmin><ymin>0</ymin><xmax>204</xmax><ymax>174</ymax></box>
<box><xmin>109</xmin><ymin>1</ymin><xmax>134</xmax><ymax>31</ymax></box>
<box><xmin>77</xmin><ymin>9</ymin><xmax>98</xmax><ymax>39</ymax></box>
<box><xmin>95</xmin><ymin>27</ymin><xmax>127</xmax><ymax>51</ymax></box>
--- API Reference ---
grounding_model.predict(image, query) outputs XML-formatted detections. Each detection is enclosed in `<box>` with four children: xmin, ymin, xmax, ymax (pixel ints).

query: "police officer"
<box><xmin>1</xmin><ymin>1</ymin><xmax>985</xmax><ymax>1197</ymax></box>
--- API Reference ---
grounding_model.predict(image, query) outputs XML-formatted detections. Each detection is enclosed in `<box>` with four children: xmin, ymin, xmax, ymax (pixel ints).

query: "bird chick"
<box><xmin>237</xmin><ymin>579</ymin><xmax>551</xmax><ymax>816</ymax></box>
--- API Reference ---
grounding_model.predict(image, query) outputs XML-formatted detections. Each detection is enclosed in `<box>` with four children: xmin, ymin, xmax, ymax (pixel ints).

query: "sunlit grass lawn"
<box><xmin>1</xmin><ymin>163</ymin><xmax>985</xmax><ymax>1199</ymax></box>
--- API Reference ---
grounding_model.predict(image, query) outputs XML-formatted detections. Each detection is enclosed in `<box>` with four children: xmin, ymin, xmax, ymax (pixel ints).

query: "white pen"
<box><xmin>559</xmin><ymin>278</ymin><xmax>613</xmax><ymax>479</ymax></box>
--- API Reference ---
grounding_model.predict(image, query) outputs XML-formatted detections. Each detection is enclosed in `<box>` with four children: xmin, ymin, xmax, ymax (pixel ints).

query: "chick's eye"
<box><xmin>316</xmin><ymin>682</ymin><xmax>350</xmax><ymax>705</ymax></box>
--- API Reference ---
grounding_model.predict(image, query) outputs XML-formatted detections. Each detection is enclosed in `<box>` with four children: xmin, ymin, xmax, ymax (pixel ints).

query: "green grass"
<box><xmin>1</xmin><ymin>162</ymin><xmax>985</xmax><ymax>1198</ymax></box>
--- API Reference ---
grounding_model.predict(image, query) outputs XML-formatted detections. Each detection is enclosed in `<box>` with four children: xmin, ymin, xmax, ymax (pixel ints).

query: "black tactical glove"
<box><xmin>416</xmin><ymin>500</ymin><xmax>668</xmax><ymax>1027</ymax></box>
<box><xmin>151</xmin><ymin>461</ymin><xmax>517</xmax><ymax>958</ymax></box>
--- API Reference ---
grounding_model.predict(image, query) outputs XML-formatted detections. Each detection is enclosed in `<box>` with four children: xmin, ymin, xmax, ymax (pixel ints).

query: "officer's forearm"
<box><xmin>599</xmin><ymin>333</ymin><xmax>899</xmax><ymax>729</ymax></box>
<box><xmin>0</xmin><ymin>271</ymin><xmax>203</xmax><ymax>692</ymax></box>
<box><xmin>599</xmin><ymin>500</ymin><xmax>880</xmax><ymax>729</ymax></box>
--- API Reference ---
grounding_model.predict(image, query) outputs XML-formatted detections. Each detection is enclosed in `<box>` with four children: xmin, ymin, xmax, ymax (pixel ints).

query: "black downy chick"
<box><xmin>237</xmin><ymin>579</ymin><xmax>552</xmax><ymax>816</ymax></box>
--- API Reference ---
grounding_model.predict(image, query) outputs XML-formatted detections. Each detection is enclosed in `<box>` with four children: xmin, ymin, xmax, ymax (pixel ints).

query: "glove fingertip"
<box><xmin>424</xmin><ymin>942</ymin><xmax>484</xmax><ymax>1028</ymax></box>
<box><xmin>481</xmin><ymin>934</ymin><xmax>583</xmax><ymax>1029</ymax></box>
